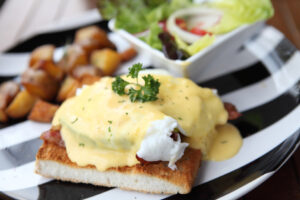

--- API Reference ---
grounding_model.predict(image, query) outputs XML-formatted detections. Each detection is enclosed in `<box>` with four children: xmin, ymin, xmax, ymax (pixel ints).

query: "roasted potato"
<box><xmin>57</xmin><ymin>76</ymin><xmax>81</xmax><ymax>102</ymax></box>
<box><xmin>0</xmin><ymin>81</ymin><xmax>20</xmax><ymax>122</ymax></box>
<box><xmin>119</xmin><ymin>47</ymin><xmax>137</xmax><ymax>62</ymax></box>
<box><xmin>57</xmin><ymin>44</ymin><xmax>88</xmax><ymax>73</ymax></box>
<box><xmin>29</xmin><ymin>45</ymin><xmax>55</xmax><ymax>67</ymax></box>
<box><xmin>72</xmin><ymin>65</ymin><xmax>101</xmax><ymax>80</ymax></box>
<box><xmin>91</xmin><ymin>49</ymin><xmax>121</xmax><ymax>76</ymax></box>
<box><xmin>28</xmin><ymin>100</ymin><xmax>59</xmax><ymax>123</ymax></box>
<box><xmin>0</xmin><ymin>110</ymin><xmax>8</xmax><ymax>122</ymax></box>
<box><xmin>33</xmin><ymin>60</ymin><xmax>64</xmax><ymax>81</ymax></box>
<box><xmin>74</xmin><ymin>26</ymin><xmax>116</xmax><ymax>54</ymax></box>
<box><xmin>6</xmin><ymin>90</ymin><xmax>37</xmax><ymax>119</ymax></box>
<box><xmin>0</xmin><ymin>81</ymin><xmax>20</xmax><ymax>109</ymax></box>
<box><xmin>21</xmin><ymin>68</ymin><xmax>59</xmax><ymax>101</ymax></box>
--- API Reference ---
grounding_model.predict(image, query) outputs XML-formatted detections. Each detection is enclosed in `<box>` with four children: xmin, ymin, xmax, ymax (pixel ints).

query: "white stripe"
<box><xmin>246</xmin><ymin>26</ymin><xmax>283</xmax><ymax>60</ymax></box>
<box><xmin>0</xmin><ymin>121</ymin><xmax>50</xmax><ymax>150</ymax></box>
<box><xmin>0</xmin><ymin>161</ymin><xmax>52</xmax><ymax>192</ymax></box>
<box><xmin>222</xmin><ymin>51</ymin><xmax>300</xmax><ymax>111</ymax></box>
<box><xmin>0</xmin><ymin>53</ymin><xmax>29</xmax><ymax>76</ymax></box>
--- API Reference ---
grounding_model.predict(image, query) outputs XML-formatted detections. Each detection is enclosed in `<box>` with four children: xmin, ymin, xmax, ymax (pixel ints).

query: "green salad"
<box><xmin>98</xmin><ymin>0</ymin><xmax>274</xmax><ymax>60</ymax></box>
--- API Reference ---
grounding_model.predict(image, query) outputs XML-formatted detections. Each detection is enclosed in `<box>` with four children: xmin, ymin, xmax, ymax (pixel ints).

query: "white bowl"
<box><xmin>108</xmin><ymin>19</ymin><xmax>264</xmax><ymax>82</ymax></box>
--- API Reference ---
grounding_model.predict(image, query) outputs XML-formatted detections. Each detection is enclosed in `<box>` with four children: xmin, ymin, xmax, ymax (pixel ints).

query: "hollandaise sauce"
<box><xmin>53</xmin><ymin>74</ymin><xmax>241</xmax><ymax>171</ymax></box>
<box><xmin>205</xmin><ymin>124</ymin><xmax>242</xmax><ymax>161</ymax></box>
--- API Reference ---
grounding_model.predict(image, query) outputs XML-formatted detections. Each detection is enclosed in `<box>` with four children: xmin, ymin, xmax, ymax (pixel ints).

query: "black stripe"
<box><xmin>38</xmin><ymin>180</ymin><xmax>111</xmax><ymax>200</ymax></box>
<box><xmin>0</xmin><ymin>193</ymin><xmax>16</xmax><ymax>200</ymax></box>
<box><xmin>5</xmin><ymin>21</ymin><xmax>109</xmax><ymax>53</ymax></box>
<box><xmin>0</xmin><ymin>138</ymin><xmax>41</xmax><ymax>170</ymax></box>
<box><xmin>230</xmin><ymin>81</ymin><xmax>300</xmax><ymax>138</ymax></box>
<box><xmin>0</xmin><ymin>0</ymin><xmax>5</xmax><ymax>11</ymax></box>
<box><xmin>164</xmin><ymin>130</ymin><xmax>300</xmax><ymax>200</ymax></box>
<box><xmin>200</xmin><ymin>61</ymin><xmax>270</xmax><ymax>95</ymax></box>
<box><xmin>273</xmin><ymin>38</ymin><xmax>297</xmax><ymax>64</ymax></box>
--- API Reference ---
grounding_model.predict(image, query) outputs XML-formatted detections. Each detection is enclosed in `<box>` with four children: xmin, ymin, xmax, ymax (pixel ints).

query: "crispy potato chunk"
<box><xmin>57</xmin><ymin>45</ymin><xmax>88</xmax><ymax>73</ymax></box>
<box><xmin>21</xmin><ymin>68</ymin><xmax>59</xmax><ymax>101</ymax></box>
<box><xmin>28</xmin><ymin>100</ymin><xmax>59</xmax><ymax>123</ymax></box>
<box><xmin>56</xmin><ymin>76</ymin><xmax>81</xmax><ymax>102</ymax></box>
<box><xmin>6</xmin><ymin>90</ymin><xmax>37</xmax><ymax>119</ymax></box>
<box><xmin>91</xmin><ymin>49</ymin><xmax>121</xmax><ymax>76</ymax></box>
<box><xmin>74</xmin><ymin>26</ymin><xmax>115</xmax><ymax>54</ymax></box>
<box><xmin>33</xmin><ymin>60</ymin><xmax>64</xmax><ymax>81</ymax></box>
<box><xmin>29</xmin><ymin>45</ymin><xmax>55</xmax><ymax>67</ymax></box>
<box><xmin>72</xmin><ymin>65</ymin><xmax>101</xmax><ymax>80</ymax></box>
<box><xmin>0</xmin><ymin>110</ymin><xmax>8</xmax><ymax>123</ymax></box>
<box><xmin>0</xmin><ymin>81</ymin><xmax>20</xmax><ymax>122</ymax></box>
<box><xmin>0</xmin><ymin>81</ymin><xmax>20</xmax><ymax>109</ymax></box>
<box><xmin>119</xmin><ymin>47</ymin><xmax>137</xmax><ymax>62</ymax></box>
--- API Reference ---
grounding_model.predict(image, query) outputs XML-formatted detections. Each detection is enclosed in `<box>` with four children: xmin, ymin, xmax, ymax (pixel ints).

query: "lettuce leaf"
<box><xmin>208</xmin><ymin>0</ymin><xmax>274</xmax><ymax>34</ymax></box>
<box><xmin>174</xmin><ymin>34</ymin><xmax>215</xmax><ymax>56</ymax></box>
<box><xmin>98</xmin><ymin>0</ymin><xmax>192</xmax><ymax>48</ymax></box>
<box><xmin>140</xmin><ymin>23</ymin><xmax>163</xmax><ymax>50</ymax></box>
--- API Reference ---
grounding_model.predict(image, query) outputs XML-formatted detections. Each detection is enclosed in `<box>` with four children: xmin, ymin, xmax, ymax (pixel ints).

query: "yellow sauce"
<box><xmin>205</xmin><ymin>124</ymin><xmax>243</xmax><ymax>161</ymax></box>
<box><xmin>53</xmin><ymin>74</ymin><xmax>237</xmax><ymax>171</ymax></box>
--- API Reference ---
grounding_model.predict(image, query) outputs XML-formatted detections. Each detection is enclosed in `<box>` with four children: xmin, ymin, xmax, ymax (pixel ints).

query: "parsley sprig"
<box><xmin>112</xmin><ymin>63</ymin><xmax>160</xmax><ymax>103</ymax></box>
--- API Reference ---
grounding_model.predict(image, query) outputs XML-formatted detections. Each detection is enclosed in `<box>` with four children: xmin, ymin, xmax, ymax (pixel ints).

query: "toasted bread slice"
<box><xmin>35</xmin><ymin>142</ymin><xmax>201</xmax><ymax>194</ymax></box>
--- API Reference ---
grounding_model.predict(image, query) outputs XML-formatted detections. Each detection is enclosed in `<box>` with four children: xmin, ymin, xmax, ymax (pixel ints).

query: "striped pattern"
<box><xmin>0</xmin><ymin>21</ymin><xmax>299</xmax><ymax>200</ymax></box>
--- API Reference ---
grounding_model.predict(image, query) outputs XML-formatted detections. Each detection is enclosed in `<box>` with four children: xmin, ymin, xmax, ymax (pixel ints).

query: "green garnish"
<box><xmin>79</xmin><ymin>143</ymin><xmax>85</xmax><ymax>147</ymax></box>
<box><xmin>108</xmin><ymin>127</ymin><xmax>111</xmax><ymax>132</ymax></box>
<box><xmin>108</xmin><ymin>120</ymin><xmax>112</xmax><ymax>124</ymax></box>
<box><xmin>178</xmin><ymin>117</ymin><xmax>183</xmax><ymax>120</ymax></box>
<box><xmin>71</xmin><ymin>117</ymin><xmax>78</xmax><ymax>124</ymax></box>
<box><xmin>112</xmin><ymin>63</ymin><xmax>160</xmax><ymax>103</ymax></box>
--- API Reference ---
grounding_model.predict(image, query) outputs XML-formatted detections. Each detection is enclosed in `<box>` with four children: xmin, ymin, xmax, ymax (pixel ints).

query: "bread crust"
<box><xmin>35</xmin><ymin>141</ymin><xmax>201</xmax><ymax>194</ymax></box>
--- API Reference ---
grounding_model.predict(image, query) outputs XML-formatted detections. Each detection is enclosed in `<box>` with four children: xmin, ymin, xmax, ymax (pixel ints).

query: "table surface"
<box><xmin>0</xmin><ymin>0</ymin><xmax>299</xmax><ymax>199</ymax></box>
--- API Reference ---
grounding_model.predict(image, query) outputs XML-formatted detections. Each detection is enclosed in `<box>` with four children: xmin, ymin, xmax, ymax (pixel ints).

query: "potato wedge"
<box><xmin>57</xmin><ymin>76</ymin><xmax>81</xmax><ymax>102</ymax></box>
<box><xmin>74</xmin><ymin>26</ymin><xmax>115</xmax><ymax>54</ymax></box>
<box><xmin>28</xmin><ymin>100</ymin><xmax>59</xmax><ymax>123</ymax></box>
<box><xmin>119</xmin><ymin>47</ymin><xmax>137</xmax><ymax>62</ymax></box>
<box><xmin>0</xmin><ymin>81</ymin><xmax>20</xmax><ymax>122</ymax></box>
<box><xmin>91</xmin><ymin>49</ymin><xmax>121</xmax><ymax>76</ymax></box>
<box><xmin>29</xmin><ymin>45</ymin><xmax>55</xmax><ymax>67</ymax></box>
<box><xmin>6</xmin><ymin>90</ymin><xmax>37</xmax><ymax>119</ymax></box>
<box><xmin>72</xmin><ymin>65</ymin><xmax>101</xmax><ymax>80</ymax></box>
<box><xmin>0</xmin><ymin>110</ymin><xmax>8</xmax><ymax>123</ymax></box>
<box><xmin>34</xmin><ymin>60</ymin><xmax>64</xmax><ymax>81</ymax></box>
<box><xmin>57</xmin><ymin>44</ymin><xmax>88</xmax><ymax>73</ymax></box>
<box><xmin>21</xmin><ymin>68</ymin><xmax>59</xmax><ymax>101</ymax></box>
<box><xmin>0</xmin><ymin>81</ymin><xmax>20</xmax><ymax>109</ymax></box>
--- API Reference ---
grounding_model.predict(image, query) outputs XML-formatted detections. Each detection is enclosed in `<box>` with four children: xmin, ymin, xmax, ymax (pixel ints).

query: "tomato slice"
<box><xmin>175</xmin><ymin>18</ymin><xmax>187</xmax><ymax>30</ymax></box>
<box><xmin>190</xmin><ymin>27</ymin><xmax>212</xmax><ymax>36</ymax></box>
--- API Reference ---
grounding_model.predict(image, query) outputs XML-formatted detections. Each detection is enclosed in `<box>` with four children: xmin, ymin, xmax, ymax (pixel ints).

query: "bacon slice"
<box><xmin>40</xmin><ymin>126</ymin><xmax>65</xmax><ymax>147</ymax></box>
<box><xmin>224</xmin><ymin>102</ymin><xmax>241</xmax><ymax>120</ymax></box>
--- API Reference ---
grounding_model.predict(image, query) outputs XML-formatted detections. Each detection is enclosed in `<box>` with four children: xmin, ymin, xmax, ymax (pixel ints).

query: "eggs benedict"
<box><xmin>35</xmin><ymin>64</ymin><xmax>241</xmax><ymax>194</ymax></box>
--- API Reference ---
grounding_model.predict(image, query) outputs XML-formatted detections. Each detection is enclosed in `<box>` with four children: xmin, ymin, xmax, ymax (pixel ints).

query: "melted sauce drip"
<box><xmin>205</xmin><ymin>124</ymin><xmax>242</xmax><ymax>161</ymax></box>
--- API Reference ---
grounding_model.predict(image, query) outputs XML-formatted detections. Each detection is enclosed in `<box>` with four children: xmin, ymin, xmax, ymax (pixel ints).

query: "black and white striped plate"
<box><xmin>0</xmin><ymin>18</ymin><xmax>299</xmax><ymax>200</ymax></box>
